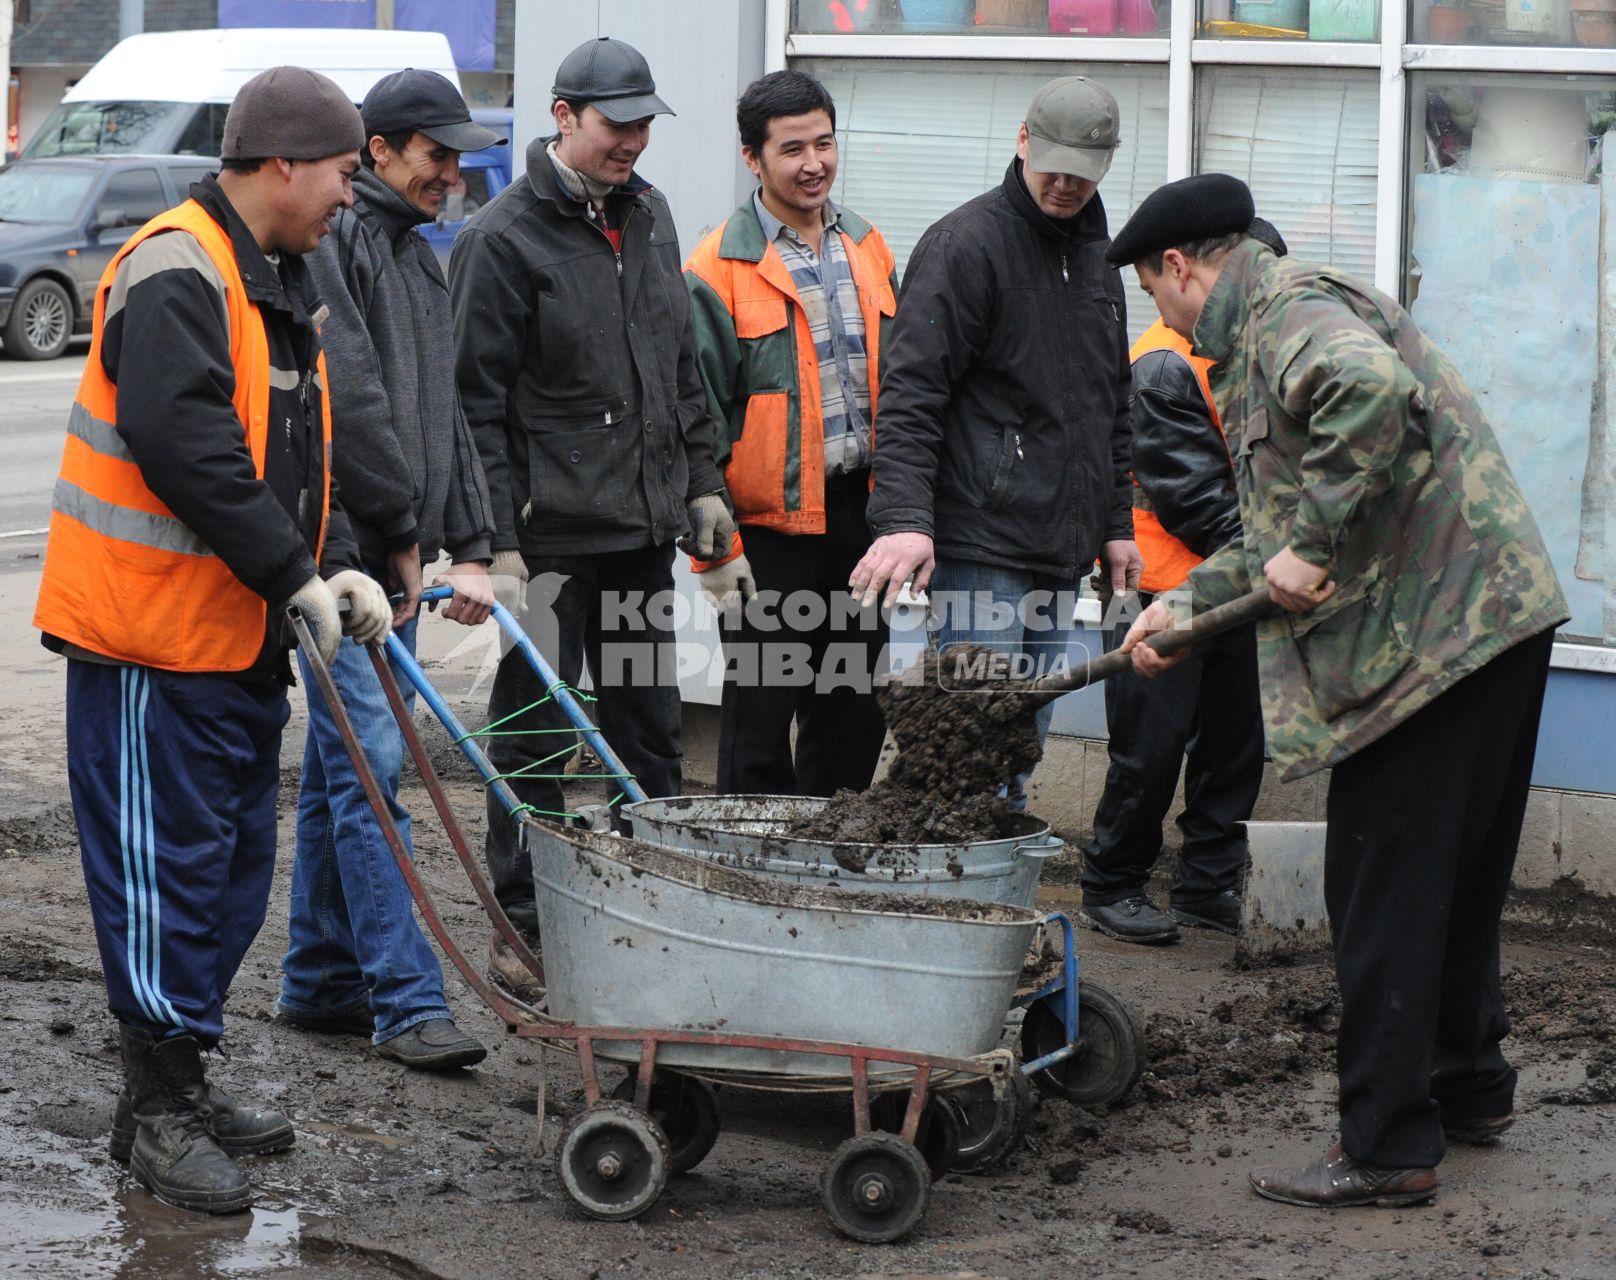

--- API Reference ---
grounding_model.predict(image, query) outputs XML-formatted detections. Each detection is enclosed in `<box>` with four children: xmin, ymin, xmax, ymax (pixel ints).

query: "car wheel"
<box><xmin>4</xmin><ymin>277</ymin><xmax>74</xmax><ymax>360</ymax></box>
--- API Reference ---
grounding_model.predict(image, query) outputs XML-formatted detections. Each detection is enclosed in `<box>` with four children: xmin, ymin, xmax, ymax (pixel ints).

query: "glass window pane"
<box><xmin>792</xmin><ymin>0</ymin><xmax>1169</xmax><ymax>36</ymax></box>
<box><xmin>1406</xmin><ymin>74</ymin><xmax>1615</xmax><ymax>642</ymax></box>
<box><xmin>1200</xmin><ymin>0</ymin><xmax>1379</xmax><ymax>40</ymax></box>
<box><xmin>97</xmin><ymin>168</ymin><xmax>168</xmax><ymax>226</ymax></box>
<box><xmin>1409</xmin><ymin>1</ymin><xmax>1612</xmax><ymax>48</ymax></box>
<box><xmin>795</xmin><ymin>57</ymin><xmax>1168</xmax><ymax>337</ymax></box>
<box><xmin>1196</xmin><ymin>67</ymin><xmax>1378</xmax><ymax>279</ymax></box>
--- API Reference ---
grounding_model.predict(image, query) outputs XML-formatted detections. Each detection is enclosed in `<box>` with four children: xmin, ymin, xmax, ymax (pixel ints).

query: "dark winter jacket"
<box><xmin>1131</xmin><ymin>346</ymin><xmax>1242</xmax><ymax>562</ymax></box>
<box><xmin>448</xmin><ymin>136</ymin><xmax>724</xmax><ymax>557</ymax></box>
<box><xmin>306</xmin><ymin>166</ymin><xmax>494</xmax><ymax>570</ymax></box>
<box><xmin>865</xmin><ymin>159</ymin><xmax>1133</xmax><ymax>579</ymax></box>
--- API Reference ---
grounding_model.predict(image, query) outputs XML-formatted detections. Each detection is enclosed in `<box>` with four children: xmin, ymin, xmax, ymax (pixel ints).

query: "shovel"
<box><xmin>1020</xmin><ymin>586</ymin><xmax>1329</xmax><ymax>962</ymax></box>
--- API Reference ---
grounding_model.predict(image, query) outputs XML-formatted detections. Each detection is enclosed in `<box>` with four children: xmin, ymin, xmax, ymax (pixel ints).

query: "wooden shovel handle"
<box><xmin>1027</xmin><ymin>588</ymin><xmax>1278</xmax><ymax>704</ymax></box>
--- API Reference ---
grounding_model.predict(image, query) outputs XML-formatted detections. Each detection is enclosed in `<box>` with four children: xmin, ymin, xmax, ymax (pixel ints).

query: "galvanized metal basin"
<box><xmin>523</xmin><ymin>819</ymin><xmax>1041</xmax><ymax>1078</ymax></box>
<box><xmin>623</xmin><ymin>795</ymin><xmax>1063</xmax><ymax>909</ymax></box>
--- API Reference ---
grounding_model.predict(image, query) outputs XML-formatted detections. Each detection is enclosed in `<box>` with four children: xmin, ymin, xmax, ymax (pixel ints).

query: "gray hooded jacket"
<box><xmin>306</xmin><ymin>165</ymin><xmax>494</xmax><ymax>569</ymax></box>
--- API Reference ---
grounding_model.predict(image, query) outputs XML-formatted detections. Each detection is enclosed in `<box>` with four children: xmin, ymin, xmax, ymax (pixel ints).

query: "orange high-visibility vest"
<box><xmin>33</xmin><ymin>199</ymin><xmax>332</xmax><ymax>672</ymax></box>
<box><xmin>1131</xmin><ymin>318</ymin><xmax>1228</xmax><ymax>595</ymax></box>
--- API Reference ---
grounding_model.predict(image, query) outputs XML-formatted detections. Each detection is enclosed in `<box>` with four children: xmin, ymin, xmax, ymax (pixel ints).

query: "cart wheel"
<box><xmin>949</xmin><ymin>1067</ymin><xmax>1032</xmax><ymax>1170</ymax></box>
<box><xmin>871</xmin><ymin>1090</ymin><xmax>962</xmax><ymax>1181</ymax></box>
<box><xmin>609</xmin><ymin>1071</ymin><xmax>721</xmax><ymax>1174</ymax></box>
<box><xmin>1021</xmin><ymin>981</ymin><xmax>1145</xmax><ymax>1107</ymax></box>
<box><xmin>821</xmin><ymin>1130</ymin><xmax>931</xmax><ymax>1244</ymax></box>
<box><xmin>554</xmin><ymin>1101</ymin><xmax>670</xmax><ymax>1221</ymax></box>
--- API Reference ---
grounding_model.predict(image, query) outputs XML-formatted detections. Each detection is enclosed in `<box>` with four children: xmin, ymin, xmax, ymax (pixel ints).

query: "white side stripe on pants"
<box><xmin>119</xmin><ymin>668</ymin><xmax>180</xmax><ymax>1027</ymax></box>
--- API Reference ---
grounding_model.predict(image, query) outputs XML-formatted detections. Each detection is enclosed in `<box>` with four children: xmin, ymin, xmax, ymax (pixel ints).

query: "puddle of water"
<box><xmin>302</xmin><ymin>1120</ymin><xmax>409</xmax><ymax>1147</ymax></box>
<box><xmin>0</xmin><ymin>1120</ymin><xmax>381</xmax><ymax>1278</ymax></box>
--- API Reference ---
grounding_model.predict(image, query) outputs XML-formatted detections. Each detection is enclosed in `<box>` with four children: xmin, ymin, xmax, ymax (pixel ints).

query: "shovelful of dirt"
<box><xmin>785</xmin><ymin>644</ymin><xmax>1048</xmax><ymax>846</ymax></box>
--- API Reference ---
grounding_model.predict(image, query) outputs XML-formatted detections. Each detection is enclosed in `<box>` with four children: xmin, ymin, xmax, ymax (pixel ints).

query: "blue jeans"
<box><xmin>927</xmin><ymin>557</ymin><xmax>1086</xmax><ymax>808</ymax></box>
<box><xmin>279</xmin><ymin>617</ymin><xmax>451</xmax><ymax>1044</ymax></box>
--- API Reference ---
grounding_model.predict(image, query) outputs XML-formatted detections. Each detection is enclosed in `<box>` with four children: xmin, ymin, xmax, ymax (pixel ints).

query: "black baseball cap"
<box><xmin>362</xmin><ymin>69</ymin><xmax>506</xmax><ymax>153</ymax></box>
<box><xmin>551</xmin><ymin>37</ymin><xmax>674</xmax><ymax>123</ymax></box>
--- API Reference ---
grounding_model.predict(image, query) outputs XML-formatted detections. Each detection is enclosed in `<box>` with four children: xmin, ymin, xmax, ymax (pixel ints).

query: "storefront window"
<box><xmin>1198</xmin><ymin>0</ymin><xmax>1380</xmax><ymax>39</ymax></box>
<box><xmin>1406</xmin><ymin>75</ymin><xmax>1614</xmax><ymax>641</ymax></box>
<box><xmin>1409</xmin><ymin>0</ymin><xmax>1616</xmax><ymax>47</ymax></box>
<box><xmin>795</xmin><ymin>58</ymin><xmax>1169</xmax><ymax>335</ymax></box>
<box><xmin>793</xmin><ymin>0</ymin><xmax>1170</xmax><ymax>35</ymax></box>
<box><xmin>1196</xmin><ymin>67</ymin><xmax>1378</xmax><ymax>277</ymax></box>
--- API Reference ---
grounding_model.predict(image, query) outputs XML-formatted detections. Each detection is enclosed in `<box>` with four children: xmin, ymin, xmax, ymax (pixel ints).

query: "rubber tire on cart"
<box><xmin>948</xmin><ymin>1067</ymin><xmax>1032</xmax><ymax>1171</ymax></box>
<box><xmin>554</xmin><ymin>1101</ymin><xmax>670</xmax><ymax>1221</ymax></box>
<box><xmin>871</xmin><ymin>1090</ymin><xmax>962</xmax><ymax>1181</ymax></box>
<box><xmin>609</xmin><ymin>1071</ymin><xmax>721</xmax><ymax>1174</ymax></box>
<box><xmin>821</xmin><ymin>1130</ymin><xmax>931</xmax><ymax>1244</ymax></box>
<box><xmin>3</xmin><ymin>277</ymin><xmax>73</xmax><ymax>361</ymax></box>
<box><xmin>1020</xmin><ymin>981</ymin><xmax>1145</xmax><ymax>1108</ymax></box>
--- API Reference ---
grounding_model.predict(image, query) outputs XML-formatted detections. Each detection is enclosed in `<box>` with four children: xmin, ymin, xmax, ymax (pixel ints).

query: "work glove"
<box><xmin>697</xmin><ymin>553</ymin><xmax>757</xmax><ymax>612</ymax></box>
<box><xmin>281</xmin><ymin>574</ymin><xmax>342</xmax><ymax>667</ymax></box>
<box><xmin>327</xmin><ymin>570</ymin><xmax>392</xmax><ymax>647</ymax></box>
<box><xmin>489</xmin><ymin>548</ymin><xmax>530</xmax><ymax>617</ymax></box>
<box><xmin>680</xmin><ymin>491</ymin><xmax>737</xmax><ymax>561</ymax></box>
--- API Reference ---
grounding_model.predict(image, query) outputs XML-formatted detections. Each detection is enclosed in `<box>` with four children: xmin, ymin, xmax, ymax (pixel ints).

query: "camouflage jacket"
<box><xmin>1186</xmin><ymin>239</ymin><xmax>1568</xmax><ymax>779</ymax></box>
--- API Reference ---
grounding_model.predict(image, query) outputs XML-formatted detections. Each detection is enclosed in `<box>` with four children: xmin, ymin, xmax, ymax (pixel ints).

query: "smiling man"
<box><xmin>33</xmin><ymin>66</ymin><xmax>391</xmax><ymax>1214</ymax></box>
<box><xmin>849</xmin><ymin>76</ymin><xmax>1139</xmax><ymax>807</ymax></box>
<box><xmin>277</xmin><ymin>69</ymin><xmax>503</xmax><ymax>1071</ymax></box>
<box><xmin>683</xmin><ymin>70</ymin><xmax>896</xmax><ymax>797</ymax></box>
<box><xmin>449</xmin><ymin>37</ymin><xmax>728</xmax><ymax>996</ymax></box>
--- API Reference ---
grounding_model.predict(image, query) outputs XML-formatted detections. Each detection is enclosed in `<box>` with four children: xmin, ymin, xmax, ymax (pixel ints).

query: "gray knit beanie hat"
<box><xmin>222</xmin><ymin>66</ymin><xmax>365</xmax><ymax>161</ymax></box>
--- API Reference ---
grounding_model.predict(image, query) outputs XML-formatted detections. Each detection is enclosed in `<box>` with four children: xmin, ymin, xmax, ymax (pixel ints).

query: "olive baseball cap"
<box><xmin>1024</xmin><ymin>77</ymin><xmax>1120</xmax><ymax>182</ymax></box>
<box><xmin>551</xmin><ymin>37</ymin><xmax>674</xmax><ymax>122</ymax></box>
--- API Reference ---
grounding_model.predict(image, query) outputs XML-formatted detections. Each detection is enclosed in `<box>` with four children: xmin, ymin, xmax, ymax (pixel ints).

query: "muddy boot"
<box><xmin>110</xmin><ymin>1079</ymin><xmax>294</xmax><ymax>1164</ymax></box>
<box><xmin>120</xmin><ymin>1027</ymin><xmax>252</xmax><ymax>1214</ymax></box>
<box><xmin>487</xmin><ymin>932</ymin><xmax>544</xmax><ymax>1004</ymax></box>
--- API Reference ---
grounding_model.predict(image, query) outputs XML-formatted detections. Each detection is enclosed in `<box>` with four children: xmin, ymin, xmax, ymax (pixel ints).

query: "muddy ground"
<box><xmin>4</xmin><ymin>694</ymin><xmax>1616</xmax><ymax>1278</ymax></box>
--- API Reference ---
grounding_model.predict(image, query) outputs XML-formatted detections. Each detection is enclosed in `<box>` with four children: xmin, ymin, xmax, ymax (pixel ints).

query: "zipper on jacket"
<box><xmin>1060</xmin><ymin>252</ymin><xmax>1069</xmax><ymax>284</ymax></box>
<box><xmin>1014</xmin><ymin>432</ymin><xmax>1024</xmax><ymax>461</ymax></box>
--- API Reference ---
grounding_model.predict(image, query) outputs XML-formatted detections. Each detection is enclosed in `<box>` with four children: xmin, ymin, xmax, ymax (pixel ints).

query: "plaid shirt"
<box><xmin>753</xmin><ymin>192</ymin><xmax>871</xmax><ymax>477</ymax></box>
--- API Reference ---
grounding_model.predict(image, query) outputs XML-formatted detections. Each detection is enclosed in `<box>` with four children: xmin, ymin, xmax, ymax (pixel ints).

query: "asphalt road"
<box><xmin>0</xmin><ymin>344</ymin><xmax>87</xmax><ymax>574</ymax></box>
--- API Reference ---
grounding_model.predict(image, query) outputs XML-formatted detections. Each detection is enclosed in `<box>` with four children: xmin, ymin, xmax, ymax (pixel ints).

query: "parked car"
<box><xmin>21</xmin><ymin>27</ymin><xmax>459</xmax><ymax>162</ymax></box>
<box><xmin>420</xmin><ymin>109</ymin><xmax>513</xmax><ymax>270</ymax></box>
<box><xmin>0</xmin><ymin>154</ymin><xmax>218</xmax><ymax>359</ymax></box>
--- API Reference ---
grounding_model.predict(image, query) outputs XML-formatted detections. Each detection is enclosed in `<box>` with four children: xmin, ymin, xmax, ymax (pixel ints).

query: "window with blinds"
<box><xmin>795</xmin><ymin>58</ymin><xmax>1170</xmax><ymax>340</ymax></box>
<box><xmin>1196</xmin><ymin>67</ymin><xmax>1379</xmax><ymax>280</ymax></box>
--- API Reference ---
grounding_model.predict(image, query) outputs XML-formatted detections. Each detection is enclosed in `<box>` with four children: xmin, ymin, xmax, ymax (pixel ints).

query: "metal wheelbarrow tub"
<box><xmin>524</xmin><ymin>818</ymin><xmax>1042</xmax><ymax>1079</ymax></box>
<box><xmin>622</xmin><ymin>794</ymin><xmax>1063</xmax><ymax>909</ymax></box>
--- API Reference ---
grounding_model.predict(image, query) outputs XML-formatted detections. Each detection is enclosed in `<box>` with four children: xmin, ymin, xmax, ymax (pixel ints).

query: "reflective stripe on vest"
<box><xmin>33</xmin><ymin>199</ymin><xmax>333</xmax><ymax>672</ymax></box>
<box><xmin>1131</xmin><ymin>319</ymin><xmax>1227</xmax><ymax>595</ymax></box>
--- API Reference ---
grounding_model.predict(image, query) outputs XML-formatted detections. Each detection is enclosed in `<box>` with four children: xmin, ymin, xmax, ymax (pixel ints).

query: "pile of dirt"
<box><xmin>786</xmin><ymin>645</ymin><xmax>1047</xmax><ymax>844</ymax></box>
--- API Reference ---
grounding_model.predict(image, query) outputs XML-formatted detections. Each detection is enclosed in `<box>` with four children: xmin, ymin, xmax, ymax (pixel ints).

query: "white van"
<box><xmin>20</xmin><ymin>28</ymin><xmax>460</xmax><ymax>160</ymax></box>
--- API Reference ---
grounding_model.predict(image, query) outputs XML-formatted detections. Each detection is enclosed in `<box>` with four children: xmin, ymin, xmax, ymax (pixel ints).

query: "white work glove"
<box><xmin>489</xmin><ymin>549</ymin><xmax>530</xmax><ymax>616</ymax></box>
<box><xmin>680</xmin><ymin>491</ymin><xmax>737</xmax><ymax>561</ymax></box>
<box><xmin>327</xmin><ymin>570</ymin><xmax>392</xmax><ymax>646</ymax></box>
<box><xmin>282</xmin><ymin>574</ymin><xmax>342</xmax><ymax>667</ymax></box>
<box><xmin>698</xmin><ymin>553</ymin><xmax>757</xmax><ymax>611</ymax></box>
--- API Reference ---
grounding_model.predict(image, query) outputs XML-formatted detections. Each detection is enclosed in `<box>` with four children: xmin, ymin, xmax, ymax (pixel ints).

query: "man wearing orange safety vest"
<box><xmin>32</xmin><ymin>68</ymin><xmax>390</xmax><ymax>1216</ymax></box>
<box><xmin>1078</xmin><ymin>219</ymin><xmax>1286</xmax><ymax>945</ymax></box>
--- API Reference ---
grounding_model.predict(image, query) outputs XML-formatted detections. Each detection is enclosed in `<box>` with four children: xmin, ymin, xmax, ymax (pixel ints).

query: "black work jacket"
<box><xmin>866</xmin><ymin>159</ymin><xmax>1133</xmax><ymax>579</ymax></box>
<box><xmin>449</xmin><ymin>137</ymin><xmax>723</xmax><ymax>557</ymax></box>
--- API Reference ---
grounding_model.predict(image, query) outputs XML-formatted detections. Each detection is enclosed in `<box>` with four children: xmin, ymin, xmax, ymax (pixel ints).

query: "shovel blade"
<box><xmin>1237</xmin><ymin>821</ymin><xmax>1332</xmax><ymax>964</ymax></box>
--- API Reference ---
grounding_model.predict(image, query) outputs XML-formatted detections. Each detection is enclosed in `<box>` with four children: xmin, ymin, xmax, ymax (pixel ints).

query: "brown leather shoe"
<box><xmin>1442</xmin><ymin>1112</ymin><xmax>1513</xmax><ymax>1145</ymax></box>
<box><xmin>486</xmin><ymin>933</ymin><xmax>544</xmax><ymax>1004</ymax></box>
<box><xmin>1250</xmin><ymin>1143</ymin><xmax>1438</xmax><ymax>1208</ymax></box>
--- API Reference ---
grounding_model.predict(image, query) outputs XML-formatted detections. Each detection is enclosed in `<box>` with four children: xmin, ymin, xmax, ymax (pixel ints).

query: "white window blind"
<box><xmin>1197</xmin><ymin>67</ymin><xmax>1379</xmax><ymax>280</ymax></box>
<box><xmin>796</xmin><ymin>58</ymin><xmax>1170</xmax><ymax>340</ymax></box>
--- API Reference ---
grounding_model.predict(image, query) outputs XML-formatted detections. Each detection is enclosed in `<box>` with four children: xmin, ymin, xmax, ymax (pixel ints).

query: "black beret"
<box><xmin>1105</xmin><ymin>173</ymin><xmax>1256</xmax><ymax>266</ymax></box>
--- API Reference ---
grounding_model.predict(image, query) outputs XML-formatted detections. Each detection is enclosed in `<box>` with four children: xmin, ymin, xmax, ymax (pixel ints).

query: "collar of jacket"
<box><xmin>717</xmin><ymin>192</ymin><xmax>877</xmax><ymax>264</ymax></box>
<box><xmin>524</xmin><ymin>133</ymin><xmax>654</xmax><ymax>219</ymax></box>
<box><xmin>352</xmin><ymin>165</ymin><xmax>432</xmax><ymax>239</ymax></box>
<box><xmin>1001</xmin><ymin>157</ymin><xmax>1109</xmax><ymax>246</ymax></box>
<box><xmin>1191</xmin><ymin>237</ymin><xmax>1273</xmax><ymax>365</ymax></box>
<box><xmin>193</xmin><ymin>174</ymin><xmax>319</xmax><ymax>326</ymax></box>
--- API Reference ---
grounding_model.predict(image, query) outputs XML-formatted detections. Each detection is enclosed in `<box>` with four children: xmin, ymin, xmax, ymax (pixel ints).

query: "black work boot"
<box><xmin>1170</xmin><ymin>889</ymin><xmax>1243</xmax><ymax>934</ymax></box>
<box><xmin>119</xmin><ymin>1026</ymin><xmax>253</xmax><ymax>1214</ymax></box>
<box><xmin>1080</xmin><ymin>894</ymin><xmax>1180</xmax><ymax>944</ymax></box>
<box><xmin>111</xmin><ymin>1078</ymin><xmax>294</xmax><ymax>1164</ymax></box>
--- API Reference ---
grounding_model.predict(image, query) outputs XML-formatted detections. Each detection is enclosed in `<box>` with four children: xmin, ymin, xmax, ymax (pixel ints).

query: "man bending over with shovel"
<box><xmin>1110</xmin><ymin>174</ymin><xmax>1566</xmax><ymax>1208</ymax></box>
